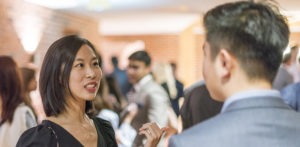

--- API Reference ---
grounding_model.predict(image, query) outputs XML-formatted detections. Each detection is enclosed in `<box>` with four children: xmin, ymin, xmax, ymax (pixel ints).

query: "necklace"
<box><xmin>80</xmin><ymin>116</ymin><xmax>98</xmax><ymax>143</ymax></box>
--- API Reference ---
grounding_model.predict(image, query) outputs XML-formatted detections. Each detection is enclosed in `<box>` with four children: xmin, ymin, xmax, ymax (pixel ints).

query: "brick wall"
<box><xmin>100</xmin><ymin>35</ymin><xmax>180</xmax><ymax>72</ymax></box>
<box><xmin>0</xmin><ymin>0</ymin><xmax>101</xmax><ymax>68</ymax></box>
<box><xmin>0</xmin><ymin>0</ymin><xmax>28</xmax><ymax>65</ymax></box>
<box><xmin>290</xmin><ymin>32</ymin><xmax>300</xmax><ymax>45</ymax></box>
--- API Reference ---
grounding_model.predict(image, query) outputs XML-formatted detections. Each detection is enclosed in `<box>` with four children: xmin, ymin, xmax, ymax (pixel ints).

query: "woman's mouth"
<box><xmin>84</xmin><ymin>82</ymin><xmax>98</xmax><ymax>93</ymax></box>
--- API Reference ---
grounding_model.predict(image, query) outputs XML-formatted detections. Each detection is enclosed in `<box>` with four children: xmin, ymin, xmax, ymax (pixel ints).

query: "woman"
<box><xmin>19</xmin><ymin>67</ymin><xmax>38</xmax><ymax>119</ymax></box>
<box><xmin>0</xmin><ymin>56</ymin><xmax>37</xmax><ymax>147</ymax></box>
<box><xmin>17</xmin><ymin>35</ymin><xmax>117</xmax><ymax>147</ymax></box>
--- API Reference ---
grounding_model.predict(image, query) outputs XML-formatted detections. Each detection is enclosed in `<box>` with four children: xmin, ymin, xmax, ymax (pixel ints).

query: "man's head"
<box><xmin>111</xmin><ymin>56</ymin><xmax>119</xmax><ymax>68</ymax></box>
<box><xmin>127</xmin><ymin>50</ymin><xmax>151</xmax><ymax>84</ymax></box>
<box><xmin>202</xmin><ymin>1</ymin><xmax>290</xmax><ymax>100</ymax></box>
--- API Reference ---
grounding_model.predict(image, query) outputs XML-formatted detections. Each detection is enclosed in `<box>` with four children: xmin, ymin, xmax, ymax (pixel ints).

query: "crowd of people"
<box><xmin>1</xmin><ymin>1</ymin><xmax>300</xmax><ymax>147</ymax></box>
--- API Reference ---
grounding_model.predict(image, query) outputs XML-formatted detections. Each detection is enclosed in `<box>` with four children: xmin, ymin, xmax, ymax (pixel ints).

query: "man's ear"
<box><xmin>217</xmin><ymin>49</ymin><xmax>235</xmax><ymax>80</ymax></box>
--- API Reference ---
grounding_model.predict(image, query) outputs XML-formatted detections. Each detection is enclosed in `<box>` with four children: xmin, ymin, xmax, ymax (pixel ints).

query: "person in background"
<box><xmin>0</xmin><ymin>56</ymin><xmax>36</xmax><ymax>147</ymax></box>
<box><xmin>280</xmin><ymin>82</ymin><xmax>300</xmax><ymax>111</ymax></box>
<box><xmin>94</xmin><ymin>73</ymin><xmax>138</xmax><ymax>147</ymax></box>
<box><xmin>116</xmin><ymin>103</ymin><xmax>138</xmax><ymax>147</ymax></box>
<box><xmin>152</xmin><ymin>63</ymin><xmax>177</xmax><ymax>101</ymax></box>
<box><xmin>110</xmin><ymin>56</ymin><xmax>131</xmax><ymax>98</ymax></box>
<box><xmin>93</xmin><ymin>53</ymin><xmax>137</xmax><ymax>147</ymax></box>
<box><xmin>96</xmin><ymin>52</ymin><xmax>125</xmax><ymax>114</ymax></box>
<box><xmin>287</xmin><ymin>45</ymin><xmax>300</xmax><ymax>82</ymax></box>
<box><xmin>281</xmin><ymin>57</ymin><xmax>300</xmax><ymax>111</ymax></box>
<box><xmin>272</xmin><ymin>53</ymin><xmax>294</xmax><ymax>90</ymax></box>
<box><xmin>106</xmin><ymin>75</ymin><xmax>127</xmax><ymax>113</ymax></box>
<box><xmin>141</xmin><ymin>1</ymin><xmax>300</xmax><ymax>147</ymax></box>
<box><xmin>180</xmin><ymin>80</ymin><xmax>223</xmax><ymax>130</ymax></box>
<box><xmin>170</xmin><ymin>62</ymin><xmax>184</xmax><ymax>116</ymax></box>
<box><xmin>151</xmin><ymin>62</ymin><xmax>179</xmax><ymax>145</ymax></box>
<box><xmin>94</xmin><ymin>77</ymin><xmax>119</xmax><ymax>130</ymax></box>
<box><xmin>152</xmin><ymin>62</ymin><xmax>182</xmax><ymax>118</ymax></box>
<box><xmin>17</xmin><ymin>35</ymin><xmax>117</xmax><ymax>146</ymax></box>
<box><xmin>126</xmin><ymin>50</ymin><xmax>170</xmax><ymax>147</ymax></box>
<box><xmin>19</xmin><ymin>67</ymin><xmax>38</xmax><ymax>120</ymax></box>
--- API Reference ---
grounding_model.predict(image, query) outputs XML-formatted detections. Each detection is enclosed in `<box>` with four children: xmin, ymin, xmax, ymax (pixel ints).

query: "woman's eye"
<box><xmin>75</xmin><ymin>63</ymin><xmax>84</xmax><ymax>68</ymax></box>
<box><xmin>93</xmin><ymin>62</ymin><xmax>100</xmax><ymax>67</ymax></box>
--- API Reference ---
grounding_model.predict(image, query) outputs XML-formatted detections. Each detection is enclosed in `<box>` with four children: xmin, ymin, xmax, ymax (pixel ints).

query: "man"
<box><xmin>168</xmin><ymin>1</ymin><xmax>300</xmax><ymax>146</ymax></box>
<box><xmin>180</xmin><ymin>80</ymin><xmax>223</xmax><ymax>130</ymax></box>
<box><xmin>169</xmin><ymin>62</ymin><xmax>184</xmax><ymax>117</ymax></box>
<box><xmin>280</xmin><ymin>82</ymin><xmax>300</xmax><ymax>112</ymax></box>
<box><xmin>141</xmin><ymin>1</ymin><xmax>300</xmax><ymax>147</ymax></box>
<box><xmin>110</xmin><ymin>56</ymin><xmax>131</xmax><ymax>97</ymax></box>
<box><xmin>272</xmin><ymin>53</ymin><xmax>294</xmax><ymax>90</ymax></box>
<box><xmin>126</xmin><ymin>50</ymin><xmax>170</xmax><ymax>147</ymax></box>
<box><xmin>287</xmin><ymin>45</ymin><xmax>300</xmax><ymax>82</ymax></box>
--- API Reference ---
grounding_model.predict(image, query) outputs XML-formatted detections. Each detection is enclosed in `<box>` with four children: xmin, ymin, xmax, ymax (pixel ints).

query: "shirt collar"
<box><xmin>133</xmin><ymin>74</ymin><xmax>152</xmax><ymax>92</ymax></box>
<box><xmin>221</xmin><ymin>89</ymin><xmax>281</xmax><ymax>113</ymax></box>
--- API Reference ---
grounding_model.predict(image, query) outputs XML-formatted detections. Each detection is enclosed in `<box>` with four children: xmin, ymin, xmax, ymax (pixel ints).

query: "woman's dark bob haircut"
<box><xmin>39</xmin><ymin>35</ymin><xmax>99</xmax><ymax>116</ymax></box>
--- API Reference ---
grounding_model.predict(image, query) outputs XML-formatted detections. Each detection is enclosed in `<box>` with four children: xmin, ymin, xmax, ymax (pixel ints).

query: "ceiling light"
<box><xmin>24</xmin><ymin>0</ymin><xmax>88</xmax><ymax>9</ymax></box>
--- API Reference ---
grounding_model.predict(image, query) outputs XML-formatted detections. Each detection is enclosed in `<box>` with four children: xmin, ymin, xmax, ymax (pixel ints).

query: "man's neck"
<box><xmin>224</xmin><ymin>79</ymin><xmax>272</xmax><ymax>101</ymax></box>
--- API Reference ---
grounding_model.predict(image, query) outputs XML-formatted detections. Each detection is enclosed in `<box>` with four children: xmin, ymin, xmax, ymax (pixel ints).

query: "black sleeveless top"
<box><xmin>16</xmin><ymin>117</ymin><xmax>117</xmax><ymax>147</ymax></box>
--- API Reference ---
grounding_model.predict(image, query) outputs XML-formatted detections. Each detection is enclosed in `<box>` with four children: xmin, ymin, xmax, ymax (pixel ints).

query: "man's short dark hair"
<box><xmin>170</xmin><ymin>62</ymin><xmax>177</xmax><ymax>71</ymax></box>
<box><xmin>111</xmin><ymin>56</ymin><xmax>118</xmax><ymax>67</ymax></box>
<box><xmin>39</xmin><ymin>35</ymin><xmax>98</xmax><ymax>117</ymax></box>
<box><xmin>128</xmin><ymin>50</ymin><xmax>151</xmax><ymax>66</ymax></box>
<box><xmin>203</xmin><ymin>1</ymin><xmax>290</xmax><ymax>83</ymax></box>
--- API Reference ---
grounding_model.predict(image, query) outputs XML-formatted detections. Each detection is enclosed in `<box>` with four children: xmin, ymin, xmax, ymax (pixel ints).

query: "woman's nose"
<box><xmin>86</xmin><ymin>67</ymin><xmax>96</xmax><ymax>79</ymax></box>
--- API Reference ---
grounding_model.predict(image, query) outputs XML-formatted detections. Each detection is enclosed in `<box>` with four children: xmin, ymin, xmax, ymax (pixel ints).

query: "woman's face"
<box><xmin>68</xmin><ymin>45</ymin><xmax>102</xmax><ymax>101</ymax></box>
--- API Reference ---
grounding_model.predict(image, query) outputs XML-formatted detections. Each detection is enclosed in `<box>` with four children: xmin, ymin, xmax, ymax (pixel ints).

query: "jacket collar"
<box><xmin>223</xmin><ymin>96</ymin><xmax>292</xmax><ymax>113</ymax></box>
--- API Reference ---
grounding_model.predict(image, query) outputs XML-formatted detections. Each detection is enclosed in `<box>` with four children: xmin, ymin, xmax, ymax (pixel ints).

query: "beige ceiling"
<box><xmin>26</xmin><ymin>0</ymin><xmax>300</xmax><ymax>35</ymax></box>
<box><xmin>35</xmin><ymin>0</ymin><xmax>298</xmax><ymax>16</ymax></box>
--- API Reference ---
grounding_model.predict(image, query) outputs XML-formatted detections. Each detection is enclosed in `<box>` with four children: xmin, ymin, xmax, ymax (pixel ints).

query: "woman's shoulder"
<box><xmin>15</xmin><ymin>103</ymin><xmax>35</xmax><ymax>119</ymax></box>
<box><xmin>92</xmin><ymin>117</ymin><xmax>118</xmax><ymax>147</ymax></box>
<box><xmin>15</xmin><ymin>103</ymin><xmax>33</xmax><ymax>114</ymax></box>
<box><xmin>16</xmin><ymin>120</ymin><xmax>59</xmax><ymax>147</ymax></box>
<box><xmin>13</xmin><ymin>103</ymin><xmax>37</xmax><ymax>128</ymax></box>
<box><xmin>93</xmin><ymin>117</ymin><xmax>114</xmax><ymax>131</ymax></box>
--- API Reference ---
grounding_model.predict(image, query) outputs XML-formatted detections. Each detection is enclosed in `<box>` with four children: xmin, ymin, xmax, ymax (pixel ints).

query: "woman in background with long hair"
<box><xmin>0</xmin><ymin>56</ymin><xmax>36</xmax><ymax>147</ymax></box>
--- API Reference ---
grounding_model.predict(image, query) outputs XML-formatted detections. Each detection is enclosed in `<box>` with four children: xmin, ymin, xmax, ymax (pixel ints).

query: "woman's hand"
<box><xmin>139</xmin><ymin>122</ymin><xmax>168</xmax><ymax>147</ymax></box>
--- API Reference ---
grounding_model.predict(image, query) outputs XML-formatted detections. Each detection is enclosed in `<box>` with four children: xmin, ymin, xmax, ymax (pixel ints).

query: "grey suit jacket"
<box><xmin>169</xmin><ymin>96</ymin><xmax>300</xmax><ymax>147</ymax></box>
<box><xmin>280</xmin><ymin>82</ymin><xmax>300</xmax><ymax>112</ymax></box>
<box><xmin>129</xmin><ymin>78</ymin><xmax>170</xmax><ymax>146</ymax></box>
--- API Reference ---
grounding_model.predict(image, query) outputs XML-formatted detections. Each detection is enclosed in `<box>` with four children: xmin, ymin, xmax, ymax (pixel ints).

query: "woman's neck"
<box><xmin>48</xmin><ymin>98</ymin><xmax>88</xmax><ymax>124</ymax></box>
